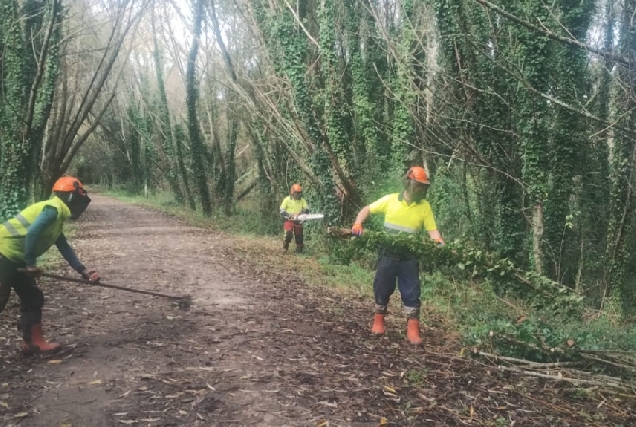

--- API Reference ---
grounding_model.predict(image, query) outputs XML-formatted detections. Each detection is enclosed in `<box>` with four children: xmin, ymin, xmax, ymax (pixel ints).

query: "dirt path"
<box><xmin>0</xmin><ymin>194</ymin><xmax>634</xmax><ymax>427</ymax></box>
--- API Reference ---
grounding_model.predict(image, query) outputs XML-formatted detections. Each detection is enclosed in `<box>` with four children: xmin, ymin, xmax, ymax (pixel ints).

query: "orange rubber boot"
<box><xmin>371</xmin><ymin>314</ymin><xmax>385</xmax><ymax>335</ymax></box>
<box><xmin>406</xmin><ymin>318</ymin><xmax>423</xmax><ymax>345</ymax></box>
<box><xmin>21</xmin><ymin>324</ymin><xmax>60</xmax><ymax>354</ymax></box>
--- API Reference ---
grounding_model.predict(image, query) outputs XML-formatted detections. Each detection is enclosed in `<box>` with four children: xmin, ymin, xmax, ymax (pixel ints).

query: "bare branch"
<box><xmin>472</xmin><ymin>0</ymin><xmax>629</xmax><ymax>66</ymax></box>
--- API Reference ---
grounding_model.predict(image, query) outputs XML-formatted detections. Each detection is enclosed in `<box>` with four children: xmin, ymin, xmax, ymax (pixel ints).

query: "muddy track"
<box><xmin>0</xmin><ymin>195</ymin><xmax>633</xmax><ymax>427</ymax></box>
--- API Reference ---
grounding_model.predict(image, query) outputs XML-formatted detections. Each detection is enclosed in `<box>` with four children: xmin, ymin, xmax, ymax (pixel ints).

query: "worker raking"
<box><xmin>0</xmin><ymin>176</ymin><xmax>100</xmax><ymax>355</ymax></box>
<box><xmin>351</xmin><ymin>167</ymin><xmax>445</xmax><ymax>345</ymax></box>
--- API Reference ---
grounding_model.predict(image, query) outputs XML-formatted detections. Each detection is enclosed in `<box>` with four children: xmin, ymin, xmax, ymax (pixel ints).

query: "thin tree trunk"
<box><xmin>532</xmin><ymin>203</ymin><xmax>544</xmax><ymax>274</ymax></box>
<box><xmin>186</xmin><ymin>0</ymin><xmax>212</xmax><ymax>216</ymax></box>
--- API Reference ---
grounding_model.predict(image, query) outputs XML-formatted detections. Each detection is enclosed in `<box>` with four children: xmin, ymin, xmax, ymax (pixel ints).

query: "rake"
<box><xmin>19</xmin><ymin>270</ymin><xmax>192</xmax><ymax>310</ymax></box>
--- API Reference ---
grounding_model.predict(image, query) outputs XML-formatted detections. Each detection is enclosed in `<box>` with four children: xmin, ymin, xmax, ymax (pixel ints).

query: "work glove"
<box><xmin>352</xmin><ymin>223</ymin><xmax>363</xmax><ymax>236</ymax></box>
<box><xmin>23</xmin><ymin>266</ymin><xmax>42</xmax><ymax>278</ymax></box>
<box><xmin>82</xmin><ymin>269</ymin><xmax>100</xmax><ymax>283</ymax></box>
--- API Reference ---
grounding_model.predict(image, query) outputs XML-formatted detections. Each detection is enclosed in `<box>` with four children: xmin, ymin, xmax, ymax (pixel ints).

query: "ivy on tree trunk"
<box><xmin>186</xmin><ymin>0</ymin><xmax>213</xmax><ymax>216</ymax></box>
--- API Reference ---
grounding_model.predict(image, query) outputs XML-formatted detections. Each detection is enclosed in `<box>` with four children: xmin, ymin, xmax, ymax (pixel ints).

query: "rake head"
<box><xmin>176</xmin><ymin>295</ymin><xmax>193</xmax><ymax>311</ymax></box>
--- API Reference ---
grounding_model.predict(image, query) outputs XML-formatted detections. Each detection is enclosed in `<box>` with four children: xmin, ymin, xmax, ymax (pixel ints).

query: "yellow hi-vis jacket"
<box><xmin>0</xmin><ymin>197</ymin><xmax>71</xmax><ymax>262</ymax></box>
<box><xmin>279</xmin><ymin>196</ymin><xmax>308</xmax><ymax>215</ymax></box>
<box><xmin>369</xmin><ymin>192</ymin><xmax>437</xmax><ymax>233</ymax></box>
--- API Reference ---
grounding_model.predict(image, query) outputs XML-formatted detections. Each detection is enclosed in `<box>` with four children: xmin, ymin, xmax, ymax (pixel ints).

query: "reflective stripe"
<box><xmin>384</xmin><ymin>222</ymin><xmax>417</xmax><ymax>233</ymax></box>
<box><xmin>15</xmin><ymin>214</ymin><xmax>30</xmax><ymax>229</ymax></box>
<box><xmin>1</xmin><ymin>221</ymin><xmax>21</xmax><ymax>237</ymax></box>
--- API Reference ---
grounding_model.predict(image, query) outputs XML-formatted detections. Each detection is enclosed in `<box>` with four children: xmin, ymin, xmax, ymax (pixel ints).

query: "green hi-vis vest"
<box><xmin>0</xmin><ymin>196</ymin><xmax>71</xmax><ymax>263</ymax></box>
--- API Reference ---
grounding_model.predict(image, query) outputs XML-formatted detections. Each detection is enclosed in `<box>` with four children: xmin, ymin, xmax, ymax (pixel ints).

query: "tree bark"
<box><xmin>186</xmin><ymin>0</ymin><xmax>212</xmax><ymax>216</ymax></box>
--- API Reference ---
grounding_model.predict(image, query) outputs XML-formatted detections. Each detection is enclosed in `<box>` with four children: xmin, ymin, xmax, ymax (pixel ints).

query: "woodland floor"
<box><xmin>0</xmin><ymin>194</ymin><xmax>634</xmax><ymax>427</ymax></box>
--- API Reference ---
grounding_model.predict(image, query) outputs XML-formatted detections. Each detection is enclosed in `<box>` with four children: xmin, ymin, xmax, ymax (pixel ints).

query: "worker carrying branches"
<box><xmin>0</xmin><ymin>176</ymin><xmax>100</xmax><ymax>354</ymax></box>
<box><xmin>279</xmin><ymin>184</ymin><xmax>310</xmax><ymax>253</ymax></box>
<box><xmin>351</xmin><ymin>167</ymin><xmax>444</xmax><ymax>345</ymax></box>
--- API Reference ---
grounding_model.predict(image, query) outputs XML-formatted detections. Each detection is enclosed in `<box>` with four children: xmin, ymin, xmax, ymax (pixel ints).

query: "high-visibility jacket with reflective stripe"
<box><xmin>369</xmin><ymin>192</ymin><xmax>437</xmax><ymax>234</ymax></box>
<box><xmin>279</xmin><ymin>196</ymin><xmax>308</xmax><ymax>215</ymax></box>
<box><xmin>0</xmin><ymin>197</ymin><xmax>71</xmax><ymax>263</ymax></box>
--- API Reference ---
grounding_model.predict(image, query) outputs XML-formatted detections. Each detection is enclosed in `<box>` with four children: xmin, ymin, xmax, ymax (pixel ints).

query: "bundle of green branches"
<box><xmin>327</xmin><ymin>228</ymin><xmax>584</xmax><ymax>317</ymax></box>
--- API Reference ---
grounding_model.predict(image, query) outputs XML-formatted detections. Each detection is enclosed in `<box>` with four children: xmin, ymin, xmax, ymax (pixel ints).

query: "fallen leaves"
<box><xmin>383</xmin><ymin>385</ymin><xmax>400</xmax><ymax>403</ymax></box>
<box><xmin>185</xmin><ymin>366</ymin><xmax>214</xmax><ymax>371</ymax></box>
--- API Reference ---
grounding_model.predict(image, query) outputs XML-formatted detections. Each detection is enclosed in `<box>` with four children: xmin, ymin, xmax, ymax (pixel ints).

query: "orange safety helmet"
<box><xmin>404</xmin><ymin>167</ymin><xmax>430</xmax><ymax>202</ymax></box>
<box><xmin>406</xmin><ymin>167</ymin><xmax>430</xmax><ymax>185</ymax></box>
<box><xmin>290</xmin><ymin>183</ymin><xmax>302</xmax><ymax>194</ymax></box>
<box><xmin>52</xmin><ymin>176</ymin><xmax>87</xmax><ymax>195</ymax></box>
<box><xmin>52</xmin><ymin>176</ymin><xmax>90</xmax><ymax>219</ymax></box>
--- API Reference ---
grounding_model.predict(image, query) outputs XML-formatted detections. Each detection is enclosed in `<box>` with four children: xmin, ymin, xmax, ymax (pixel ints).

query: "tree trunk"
<box><xmin>152</xmin><ymin>9</ymin><xmax>184</xmax><ymax>203</ymax></box>
<box><xmin>532</xmin><ymin>203</ymin><xmax>544</xmax><ymax>274</ymax></box>
<box><xmin>174</xmin><ymin>124</ymin><xmax>196</xmax><ymax>210</ymax></box>
<box><xmin>186</xmin><ymin>0</ymin><xmax>212</xmax><ymax>216</ymax></box>
<box><xmin>604</xmin><ymin>0</ymin><xmax>636</xmax><ymax>318</ymax></box>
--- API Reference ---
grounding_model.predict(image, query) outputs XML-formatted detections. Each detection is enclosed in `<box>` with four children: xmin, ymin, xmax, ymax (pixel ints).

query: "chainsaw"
<box><xmin>294</xmin><ymin>213</ymin><xmax>324</xmax><ymax>221</ymax></box>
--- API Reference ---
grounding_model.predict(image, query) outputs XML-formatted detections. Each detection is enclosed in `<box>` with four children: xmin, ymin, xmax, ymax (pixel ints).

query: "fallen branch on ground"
<box><xmin>497</xmin><ymin>365</ymin><xmax>632</xmax><ymax>392</ymax></box>
<box><xmin>473</xmin><ymin>349</ymin><xmax>634</xmax><ymax>390</ymax></box>
<box><xmin>474</xmin><ymin>350</ymin><xmax>581</xmax><ymax>369</ymax></box>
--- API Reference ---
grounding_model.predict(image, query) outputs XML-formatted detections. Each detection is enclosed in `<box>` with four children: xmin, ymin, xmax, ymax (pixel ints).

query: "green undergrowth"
<box><xmin>96</xmin><ymin>187</ymin><xmax>636</xmax><ymax>363</ymax></box>
<box><xmin>423</xmin><ymin>272</ymin><xmax>636</xmax><ymax>359</ymax></box>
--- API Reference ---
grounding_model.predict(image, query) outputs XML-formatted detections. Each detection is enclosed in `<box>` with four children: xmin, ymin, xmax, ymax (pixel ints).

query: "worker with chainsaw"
<box><xmin>0</xmin><ymin>176</ymin><xmax>99</xmax><ymax>354</ymax></box>
<box><xmin>280</xmin><ymin>184</ymin><xmax>310</xmax><ymax>253</ymax></box>
<box><xmin>351</xmin><ymin>167</ymin><xmax>444</xmax><ymax>345</ymax></box>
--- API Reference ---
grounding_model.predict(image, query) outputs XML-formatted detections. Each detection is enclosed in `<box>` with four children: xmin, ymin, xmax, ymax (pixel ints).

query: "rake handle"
<box><xmin>19</xmin><ymin>270</ymin><xmax>187</xmax><ymax>301</ymax></box>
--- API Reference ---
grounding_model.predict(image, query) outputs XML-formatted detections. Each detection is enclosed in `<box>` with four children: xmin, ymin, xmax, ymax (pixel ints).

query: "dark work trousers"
<box><xmin>283</xmin><ymin>220</ymin><xmax>304</xmax><ymax>249</ymax></box>
<box><xmin>373</xmin><ymin>255</ymin><xmax>421</xmax><ymax>310</ymax></box>
<box><xmin>0</xmin><ymin>255</ymin><xmax>44</xmax><ymax>340</ymax></box>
